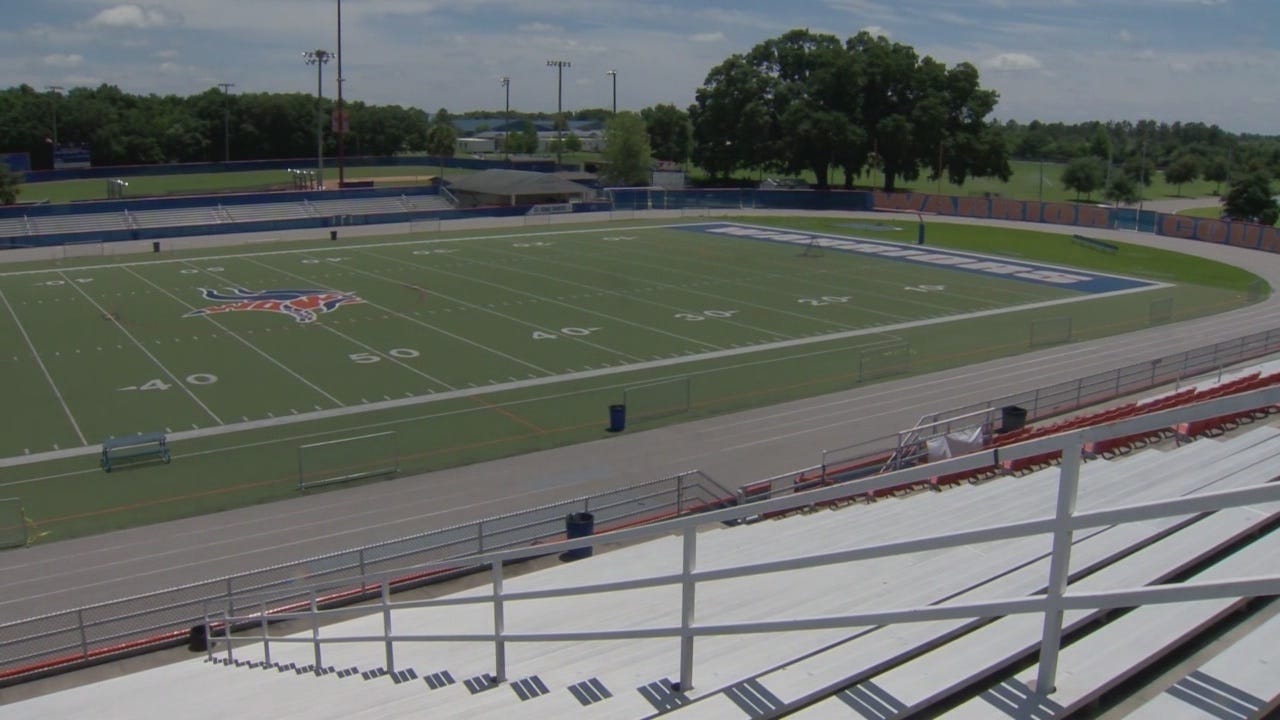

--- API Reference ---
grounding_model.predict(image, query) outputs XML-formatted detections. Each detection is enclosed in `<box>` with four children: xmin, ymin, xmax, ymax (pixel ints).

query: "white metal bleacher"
<box><xmin>7</xmin><ymin>390</ymin><xmax>1280</xmax><ymax>720</ymax></box>
<box><xmin>28</xmin><ymin>212</ymin><xmax>128</xmax><ymax>235</ymax></box>
<box><xmin>129</xmin><ymin>207</ymin><xmax>224</xmax><ymax>228</ymax></box>
<box><xmin>0</xmin><ymin>217</ymin><xmax>30</xmax><ymax>237</ymax></box>
<box><xmin>1127</xmin><ymin>609</ymin><xmax>1280</xmax><ymax>719</ymax></box>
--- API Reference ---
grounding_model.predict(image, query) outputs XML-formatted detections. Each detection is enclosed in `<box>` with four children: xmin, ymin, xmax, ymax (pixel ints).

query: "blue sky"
<box><xmin>4</xmin><ymin>0</ymin><xmax>1276</xmax><ymax>133</ymax></box>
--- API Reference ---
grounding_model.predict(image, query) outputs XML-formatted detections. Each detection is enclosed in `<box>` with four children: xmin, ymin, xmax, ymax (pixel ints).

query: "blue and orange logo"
<box><xmin>185</xmin><ymin>288</ymin><xmax>364</xmax><ymax>323</ymax></box>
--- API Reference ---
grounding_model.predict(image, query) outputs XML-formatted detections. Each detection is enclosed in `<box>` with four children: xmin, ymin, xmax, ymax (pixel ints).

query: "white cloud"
<box><xmin>1116</xmin><ymin>29</ymin><xmax>1133</xmax><ymax>42</ymax></box>
<box><xmin>154</xmin><ymin>49</ymin><xmax>178</xmax><ymax>59</ymax></box>
<box><xmin>91</xmin><ymin>4</ymin><xmax>169</xmax><ymax>29</ymax></box>
<box><xmin>861</xmin><ymin>25</ymin><xmax>891</xmax><ymax>38</ymax></box>
<box><xmin>43</xmin><ymin>53</ymin><xmax>84</xmax><ymax>68</ymax></box>
<box><xmin>517</xmin><ymin>22</ymin><xmax>561</xmax><ymax>33</ymax></box>
<box><xmin>690</xmin><ymin>31</ymin><xmax>726</xmax><ymax>43</ymax></box>
<box><xmin>983</xmin><ymin>52</ymin><xmax>1042</xmax><ymax>71</ymax></box>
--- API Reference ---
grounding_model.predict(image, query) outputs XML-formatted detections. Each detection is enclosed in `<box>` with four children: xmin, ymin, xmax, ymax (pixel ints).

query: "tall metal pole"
<box><xmin>217</xmin><ymin>83</ymin><xmax>235</xmax><ymax>163</ymax></box>
<box><xmin>336</xmin><ymin>0</ymin><xmax>346</xmax><ymax>187</ymax></box>
<box><xmin>546</xmin><ymin>60</ymin><xmax>570</xmax><ymax>166</ymax></box>
<box><xmin>45</xmin><ymin>86</ymin><xmax>64</xmax><ymax>152</ymax></box>
<box><xmin>606</xmin><ymin>69</ymin><xmax>617</xmax><ymax>115</ymax></box>
<box><xmin>500</xmin><ymin>76</ymin><xmax>511</xmax><ymax>162</ymax></box>
<box><xmin>303</xmin><ymin>50</ymin><xmax>332</xmax><ymax>189</ymax></box>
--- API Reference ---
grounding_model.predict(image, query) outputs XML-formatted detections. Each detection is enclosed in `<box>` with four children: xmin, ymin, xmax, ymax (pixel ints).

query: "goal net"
<box><xmin>1029</xmin><ymin>316</ymin><xmax>1073</xmax><ymax>348</ymax></box>
<box><xmin>297</xmin><ymin>431</ymin><xmax>399</xmax><ymax>490</ymax></box>
<box><xmin>858</xmin><ymin>342</ymin><xmax>913</xmax><ymax>382</ymax></box>
<box><xmin>0</xmin><ymin>498</ymin><xmax>28</xmax><ymax>549</ymax></box>
<box><xmin>623</xmin><ymin>376</ymin><xmax>692</xmax><ymax>423</ymax></box>
<box><xmin>60</xmin><ymin>239</ymin><xmax>105</xmax><ymax>260</ymax></box>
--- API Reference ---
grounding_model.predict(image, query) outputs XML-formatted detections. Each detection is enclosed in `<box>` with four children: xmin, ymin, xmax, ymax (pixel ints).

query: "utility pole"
<box><xmin>303</xmin><ymin>49</ymin><xmax>333</xmax><ymax>189</ymax></box>
<box><xmin>546</xmin><ymin>59</ymin><xmax>570</xmax><ymax>166</ymax></box>
<box><xmin>606</xmin><ymin>69</ymin><xmax>617</xmax><ymax>115</ymax></box>
<box><xmin>216</xmin><ymin>83</ymin><xmax>235</xmax><ymax>163</ymax></box>
<box><xmin>45</xmin><ymin>85</ymin><xmax>64</xmax><ymax>154</ymax></box>
<box><xmin>336</xmin><ymin>0</ymin><xmax>346</xmax><ymax>187</ymax></box>
<box><xmin>500</xmin><ymin>76</ymin><xmax>511</xmax><ymax>162</ymax></box>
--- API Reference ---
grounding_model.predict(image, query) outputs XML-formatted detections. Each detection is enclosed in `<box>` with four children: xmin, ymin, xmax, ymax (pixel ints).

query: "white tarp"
<box><xmin>926</xmin><ymin>425</ymin><xmax>986</xmax><ymax>462</ymax></box>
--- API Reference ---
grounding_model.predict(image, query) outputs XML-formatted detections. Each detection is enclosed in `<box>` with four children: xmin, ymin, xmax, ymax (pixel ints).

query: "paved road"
<box><xmin>2</xmin><ymin>211</ymin><xmax>1277</xmax><ymax>624</ymax></box>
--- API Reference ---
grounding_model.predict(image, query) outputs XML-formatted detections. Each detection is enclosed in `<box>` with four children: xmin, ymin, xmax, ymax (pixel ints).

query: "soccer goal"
<box><xmin>1148</xmin><ymin>298</ymin><xmax>1175</xmax><ymax>326</ymax></box>
<box><xmin>623</xmin><ymin>376</ymin><xmax>692</xmax><ymax>423</ymax></box>
<box><xmin>858</xmin><ymin>342</ymin><xmax>913</xmax><ymax>382</ymax></box>
<box><xmin>60</xmin><ymin>239</ymin><xmax>105</xmax><ymax>260</ymax></box>
<box><xmin>0</xmin><ymin>498</ymin><xmax>28</xmax><ymax>549</ymax></box>
<box><xmin>1029</xmin><ymin>316</ymin><xmax>1073</xmax><ymax>348</ymax></box>
<box><xmin>297</xmin><ymin>431</ymin><xmax>399</xmax><ymax>490</ymax></box>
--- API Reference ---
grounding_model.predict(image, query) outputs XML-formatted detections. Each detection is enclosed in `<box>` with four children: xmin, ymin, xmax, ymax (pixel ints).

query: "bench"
<box><xmin>101</xmin><ymin>432</ymin><xmax>171</xmax><ymax>472</ymax></box>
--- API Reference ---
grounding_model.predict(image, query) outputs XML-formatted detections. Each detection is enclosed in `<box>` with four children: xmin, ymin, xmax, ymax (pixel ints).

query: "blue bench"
<box><xmin>101</xmin><ymin>432</ymin><xmax>171</xmax><ymax>472</ymax></box>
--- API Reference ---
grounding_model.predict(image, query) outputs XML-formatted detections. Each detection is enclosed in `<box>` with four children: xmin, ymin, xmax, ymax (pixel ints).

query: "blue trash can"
<box><xmin>608</xmin><ymin>404</ymin><xmax>627</xmax><ymax>432</ymax></box>
<box><xmin>562</xmin><ymin>512</ymin><xmax>595</xmax><ymax>561</ymax></box>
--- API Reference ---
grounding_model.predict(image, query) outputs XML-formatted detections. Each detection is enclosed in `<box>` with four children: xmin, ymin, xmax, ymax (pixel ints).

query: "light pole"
<box><xmin>336</xmin><ymin>0</ymin><xmax>346</xmax><ymax>187</ymax></box>
<box><xmin>45</xmin><ymin>85</ymin><xmax>64</xmax><ymax>153</ymax></box>
<box><xmin>500</xmin><ymin>76</ymin><xmax>510</xmax><ymax>161</ymax></box>
<box><xmin>303</xmin><ymin>49</ymin><xmax>333</xmax><ymax>189</ymax></box>
<box><xmin>216</xmin><ymin>83</ymin><xmax>234</xmax><ymax>163</ymax></box>
<box><xmin>546</xmin><ymin>59</ymin><xmax>570</xmax><ymax>166</ymax></box>
<box><xmin>606</xmin><ymin>69</ymin><xmax>617</xmax><ymax>115</ymax></box>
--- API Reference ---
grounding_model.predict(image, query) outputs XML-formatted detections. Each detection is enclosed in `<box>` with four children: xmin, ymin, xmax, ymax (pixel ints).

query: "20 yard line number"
<box><xmin>349</xmin><ymin>348</ymin><xmax>421</xmax><ymax>364</ymax></box>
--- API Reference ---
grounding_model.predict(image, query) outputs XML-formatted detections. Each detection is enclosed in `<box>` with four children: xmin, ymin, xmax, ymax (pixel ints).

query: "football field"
<box><xmin>0</xmin><ymin>217</ymin><xmax>1250</xmax><ymax>540</ymax></box>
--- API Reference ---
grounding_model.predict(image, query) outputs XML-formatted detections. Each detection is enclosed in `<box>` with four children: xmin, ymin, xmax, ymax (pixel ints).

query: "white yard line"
<box><xmin>353</xmin><ymin>249</ymin><xmax>648</xmax><ymax>362</ymax></box>
<box><xmin>243</xmin><ymin>255</ymin><xmax>555</xmax><ymax>376</ymax></box>
<box><xmin>365</xmin><ymin>248</ymin><xmax>730</xmax><ymax>350</ymax></box>
<box><xmin>0</xmin><ymin>287</ymin><xmax>1147</xmax><ymax>469</ymax></box>
<box><xmin>0</xmin><ymin>288</ymin><xmax>88</xmax><ymax>446</ymax></box>
<box><xmin>125</xmin><ymin>265</ymin><xmax>348</xmax><ymax>407</ymax></box>
<box><xmin>61</xmin><ymin>271</ymin><xmax>224</xmax><ymax>425</ymax></box>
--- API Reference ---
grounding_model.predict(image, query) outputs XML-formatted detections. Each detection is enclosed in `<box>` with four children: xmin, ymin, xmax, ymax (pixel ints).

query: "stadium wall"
<box><xmin>21</xmin><ymin>155</ymin><xmax>555</xmax><ymax>183</ymax></box>
<box><xmin>870</xmin><ymin>191</ymin><xmax>1280</xmax><ymax>253</ymax></box>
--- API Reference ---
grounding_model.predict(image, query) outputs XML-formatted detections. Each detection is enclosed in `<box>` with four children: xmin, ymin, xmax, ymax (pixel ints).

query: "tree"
<box><xmin>1104</xmin><ymin>174</ymin><xmax>1140</xmax><ymax>205</ymax></box>
<box><xmin>1060</xmin><ymin>157</ymin><xmax>1105</xmax><ymax>200</ymax></box>
<box><xmin>563</xmin><ymin>132</ymin><xmax>582</xmax><ymax>153</ymax></box>
<box><xmin>688</xmin><ymin>55</ymin><xmax>771</xmax><ymax>181</ymax></box>
<box><xmin>1122</xmin><ymin>154</ymin><xmax>1155</xmax><ymax>187</ymax></box>
<box><xmin>601</xmin><ymin>111</ymin><xmax>652</xmax><ymax>185</ymax></box>
<box><xmin>1222</xmin><ymin>172</ymin><xmax>1279</xmax><ymax>225</ymax></box>
<box><xmin>640</xmin><ymin>104</ymin><xmax>692</xmax><ymax>163</ymax></box>
<box><xmin>1163</xmin><ymin>155</ymin><xmax>1200</xmax><ymax>196</ymax></box>
<box><xmin>1204</xmin><ymin>156</ymin><xmax>1230</xmax><ymax>194</ymax></box>
<box><xmin>0</xmin><ymin>161</ymin><xmax>21</xmax><ymax>205</ymax></box>
<box><xmin>426</xmin><ymin>108</ymin><xmax>457</xmax><ymax>181</ymax></box>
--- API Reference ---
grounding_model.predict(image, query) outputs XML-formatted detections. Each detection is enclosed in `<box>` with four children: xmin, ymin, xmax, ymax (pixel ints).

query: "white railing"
<box><xmin>205</xmin><ymin>386</ymin><xmax>1280</xmax><ymax>697</ymax></box>
<box><xmin>438</xmin><ymin>185</ymin><xmax>459</xmax><ymax>207</ymax></box>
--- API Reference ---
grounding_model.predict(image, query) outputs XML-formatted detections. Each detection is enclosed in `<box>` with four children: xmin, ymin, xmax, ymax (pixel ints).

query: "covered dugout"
<box><xmin>443</xmin><ymin>169</ymin><xmax>591</xmax><ymax>208</ymax></box>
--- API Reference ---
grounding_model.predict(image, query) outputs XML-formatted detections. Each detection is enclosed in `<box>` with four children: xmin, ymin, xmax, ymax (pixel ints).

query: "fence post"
<box><xmin>491</xmin><ymin>561</ymin><xmax>507</xmax><ymax>683</ymax></box>
<box><xmin>261</xmin><ymin>601</ymin><xmax>271</xmax><ymax>668</ymax></box>
<box><xmin>1035</xmin><ymin>438</ymin><xmax>1083</xmax><ymax>695</ymax></box>
<box><xmin>677</xmin><ymin>473</ymin><xmax>686</xmax><ymax>514</ymax></box>
<box><xmin>382</xmin><ymin>580</ymin><xmax>394</xmax><ymax>675</ymax></box>
<box><xmin>311</xmin><ymin>590</ymin><xmax>322</xmax><ymax>674</ymax></box>
<box><xmin>76</xmin><ymin>608</ymin><xmax>89</xmax><ymax>659</ymax></box>
<box><xmin>678</xmin><ymin>525</ymin><xmax>698</xmax><ymax>692</ymax></box>
<box><xmin>477</xmin><ymin>520</ymin><xmax>485</xmax><ymax>554</ymax></box>
<box><xmin>201</xmin><ymin>602</ymin><xmax>213</xmax><ymax>663</ymax></box>
<box><xmin>358</xmin><ymin>549</ymin><xmax>367</xmax><ymax>595</ymax></box>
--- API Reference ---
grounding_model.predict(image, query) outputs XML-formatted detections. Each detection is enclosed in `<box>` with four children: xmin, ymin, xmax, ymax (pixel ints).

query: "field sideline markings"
<box><xmin>60</xmin><ymin>271</ymin><xmax>224</xmax><ymax>425</ymax></box>
<box><xmin>0</xmin><ymin>288</ymin><xmax>87</xmax><ymax>445</ymax></box>
<box><xmin>127</xmin><ymin>265</ymin><xmax>348</xmax><ymax>407</ymax></box>
<box><xmin>368</xmin><ymin>248</ymin><xmax>729</xmax><ymax>351</ymax></box>
<box><xmin>0</xmin><ymin>284</ymin><xmax>1151</xmax><ymax>469</ymax></box>
<box><xmin>244</xmin><ymin>255</ymin><xmax>553</xmax><ymax>376</ymax></box>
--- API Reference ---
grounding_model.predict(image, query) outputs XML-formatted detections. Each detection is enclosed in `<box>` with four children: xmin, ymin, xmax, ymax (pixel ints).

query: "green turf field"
<box><xmin>0</xmin><ymin>217</ymin><xmax>1262</xmax><ymax>542</ymax></box>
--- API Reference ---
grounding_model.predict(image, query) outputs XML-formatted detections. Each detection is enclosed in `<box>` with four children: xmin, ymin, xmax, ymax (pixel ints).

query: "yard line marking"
<box><xmin>244</xmin><ymin>256</ymin><xmax>553</xmax><ymax>376</ymax></box>
<box><xmin>0</xmin><ymin>288</ymin><xmax>87</xmax><ymax>446</ymax></box>
<box><xmin>362</xmin><ymin>249</ymin><xmax>721</xmax><ymax>353</ymax></box>
<box><xmin>61</xmin><ymin>272</ymin><xmax>224</xmax><ymax>425</ymax></box>
<box><xmin>125</xmin><ymin>266</ymin><xmax>345</xmax><ymax>408</ymax></box>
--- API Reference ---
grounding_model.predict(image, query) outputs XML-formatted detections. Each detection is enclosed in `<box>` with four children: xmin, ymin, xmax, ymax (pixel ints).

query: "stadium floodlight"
<box><xmin>45</xmin><ymin>85</ymin><xmax>64</xmax><ymax>150</ymax></box>
<box><xmin>606</xmin><ymin>69</ymin><xmax>617</xmax><ymax>115</ymax></box>
<box><xmin>546</xmin><ymin>59</ymin><xmax>570</xmax><ymax>165</ymax></box>
<box><xmin>303</xmin><ymin>49</ymin><xmax>334</xmax><ymax>189</ymax></box>
<box><xmin>217</xmin><ymin>83</ymin><xmax>235</xmax><ymax>163</ymax></box>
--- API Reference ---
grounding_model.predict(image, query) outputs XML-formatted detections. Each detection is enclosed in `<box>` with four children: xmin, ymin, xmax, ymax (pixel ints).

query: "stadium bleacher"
<box><xmin>7</xmin><ymin>386</ymin><xmax>1278</xmax><ymax>719</ymax></box>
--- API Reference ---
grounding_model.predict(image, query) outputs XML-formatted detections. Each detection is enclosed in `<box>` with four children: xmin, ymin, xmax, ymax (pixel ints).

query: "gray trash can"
<box><xmin>562</xmin><ymin>512</ymin><xmax>595</xmax><ymax>561</ymax></box>
<box><xmin>1001</xmin><ymin>405</ymin><xmax>1028</xmax><ymax>433</ymax></box>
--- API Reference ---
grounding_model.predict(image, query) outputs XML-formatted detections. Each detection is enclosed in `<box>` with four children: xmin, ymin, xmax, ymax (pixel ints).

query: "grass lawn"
<box><xmin>710</xmin><ymin>160</ymin><xmax>1223</xmax><ymax>204</ymax></box>
<box><xmin>18</xmin><ymin>165</ymin><xmax>470</xmax><ymax>204</ymax></box>
<box><xmin>0</xmin><ymin>217</ymin><xmax>1261</xmax><ymax>543</ymax></box>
